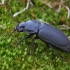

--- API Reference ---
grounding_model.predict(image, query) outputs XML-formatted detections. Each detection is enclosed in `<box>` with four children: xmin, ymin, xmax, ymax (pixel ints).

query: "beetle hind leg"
<box><xmin>48</xmin><ymin>44</ymin><xmax>66</xmax><ymax>62</ymax></box>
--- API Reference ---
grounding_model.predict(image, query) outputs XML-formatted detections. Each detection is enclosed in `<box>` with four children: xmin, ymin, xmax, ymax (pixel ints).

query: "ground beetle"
<box><xmin>14</xmin><ymin>20</ymin><xmax>70</xmax><ymax>53</ymax></box>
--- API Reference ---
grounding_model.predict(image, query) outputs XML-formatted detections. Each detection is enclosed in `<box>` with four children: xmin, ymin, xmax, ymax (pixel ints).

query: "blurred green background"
<box><xmin>0</xmin><ymin>0</ymin><xmax>70</xmax><ymax>70</ymax></box>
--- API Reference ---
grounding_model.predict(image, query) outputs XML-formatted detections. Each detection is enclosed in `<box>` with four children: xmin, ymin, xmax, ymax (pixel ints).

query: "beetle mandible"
<box><xmin>14</xmin><ymin>20</ymin><xmax>70</xmax><ymax>53</ymax></box>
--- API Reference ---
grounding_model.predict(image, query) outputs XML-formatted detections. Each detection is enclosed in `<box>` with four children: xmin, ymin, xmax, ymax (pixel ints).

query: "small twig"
<box><xmin>56</xmin><ymin>4</ymin><xmax>61</xmax><ymax>12</ymax></box>
<box><xmin>40</xmin><ymin>0</ymin><xmax>53</xmax><ymax>9</ymax></box>
<box><xmin>64</xmin><ymin>6</ymin><xmax>70</xmax><ymax>18</ymax></box>
<box><xmin>69</xmin><ymin>10</ymin><xmax>70</xmax><ymax>18</ymax></box>
<box><xmin>0</xmin><ymin>0</ymin><xmax>5</xmax><ymax>5</ymax></box>
<box><xmin>56</xmin><ymin>0</ymin><xmax>63</xmax><ymax>12</ymax></box>
<box><xmin>40</xmin><ymin>0</ymin><xmax>70</xmax><ymax>18</ymax></box>
<box><xmin>68</xmin><ymin>36</ymin><xmax>70</xmax><ymax>40</ymax></box>
<box><xmin>60</xmin><ymin>24</ymin><xmax>70</xmax><ymax>30</ymax></box>
<box><xmin>47</xmin><ymin>3</ymin><xmax>53</xmax><ymax>9</ymax></box>
<box><xmin>13</xmin><ymin>0</ymin><xmax>30</xmax><ymax>17</ymax></box>
<box><xmin>30</xmin><ymin>0</ymin><xmax>33</xmax><ymax>6</ymax></box>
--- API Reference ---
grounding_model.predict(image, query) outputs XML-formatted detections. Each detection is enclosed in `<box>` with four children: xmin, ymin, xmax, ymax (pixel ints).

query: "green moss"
<box><xmin>0</xmin><ymin>0</ymin><xmax>70</xmax><ymax>70</ymax></box>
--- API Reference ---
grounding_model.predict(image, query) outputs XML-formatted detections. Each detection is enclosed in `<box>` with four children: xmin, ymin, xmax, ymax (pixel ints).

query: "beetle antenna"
<box><xmin>0</xmin><ymin>31</ymin><xmax>14</xmax><ymax>41</ymax></box>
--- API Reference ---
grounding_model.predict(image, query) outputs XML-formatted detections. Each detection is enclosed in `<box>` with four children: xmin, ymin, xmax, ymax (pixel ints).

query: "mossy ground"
<box><xmin>0</xmin><ymin>0</ymin><xmax>70</xmax><ymax>70</ymax></box>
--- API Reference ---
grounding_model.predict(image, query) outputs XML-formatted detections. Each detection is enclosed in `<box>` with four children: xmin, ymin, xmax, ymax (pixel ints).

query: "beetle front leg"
<box><xmin>15</xmin><ymin>34</ymin><xmax>33</xmax><ymax>46</ymax></box>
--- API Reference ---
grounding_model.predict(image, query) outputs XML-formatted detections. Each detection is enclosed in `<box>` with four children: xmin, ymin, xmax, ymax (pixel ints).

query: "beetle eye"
<box><xmin>21</xmin><ymin>26</ymin><xmax>25</xmax><ymax>28</ymax></box>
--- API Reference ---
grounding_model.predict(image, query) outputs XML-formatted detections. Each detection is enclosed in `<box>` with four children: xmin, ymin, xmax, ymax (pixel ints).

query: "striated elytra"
<box><xmin>14</xmin><ymin>20</ymin><xmax>70</xmax><ymax>53</ymax></box>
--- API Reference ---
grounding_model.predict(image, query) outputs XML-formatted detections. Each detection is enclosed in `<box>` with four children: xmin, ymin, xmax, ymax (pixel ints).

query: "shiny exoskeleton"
<box><xmin>14</xmin><ymin>20</ymin><xmax>70</xmax><ymax>53</ymax></box>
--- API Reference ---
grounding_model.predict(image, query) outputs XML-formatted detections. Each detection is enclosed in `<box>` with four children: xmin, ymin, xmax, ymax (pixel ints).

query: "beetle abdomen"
<box><xmin>38</xmin><ymin>22</ymin><xmax>70</xmax><ymax>53</ymax></box>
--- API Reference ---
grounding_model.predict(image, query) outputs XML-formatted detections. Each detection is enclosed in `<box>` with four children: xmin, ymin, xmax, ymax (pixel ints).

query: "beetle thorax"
<box><xmin>25</xmin><ymin>20</ymin><xmax>39</xmax><ymax>34</ymax></box>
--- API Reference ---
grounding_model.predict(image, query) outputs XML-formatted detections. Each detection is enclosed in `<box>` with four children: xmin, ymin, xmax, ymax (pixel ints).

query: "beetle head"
<box><xmin>14</xmin><ymin>22</ymin><xmax>26</xmax><ymax>32</ymax></box>
<box><xmin>14</xmin><ymin>20</ymin><xmax>39</xmax><ymax>34</ymax></box>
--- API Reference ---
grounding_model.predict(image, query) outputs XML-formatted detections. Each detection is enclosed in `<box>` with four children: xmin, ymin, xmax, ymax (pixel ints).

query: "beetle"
<box><xmin>14</xmin><ymin>20</ymin><xmax>70</xmax><ymax>53</ymax></box>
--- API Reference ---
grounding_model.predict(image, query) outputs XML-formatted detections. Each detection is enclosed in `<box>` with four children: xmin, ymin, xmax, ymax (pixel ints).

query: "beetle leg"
<box><xmin>48</xmin><ymin>45</ymin><xmax>66</xmax><ymax>62</ymax></box>
<box><xmin>30</xmin><ymin>36</ymin><xmax>38</xmax><ymax>56</ymax></box>
<box><xmin>16</xmin><ymin>34</ymin><xmax>33</xmax><ymax>46</ymax></box>
<box><xmin>30</xmin><ymin>37</ymin><xmax>35</xmax><ymax>56</ymax></box>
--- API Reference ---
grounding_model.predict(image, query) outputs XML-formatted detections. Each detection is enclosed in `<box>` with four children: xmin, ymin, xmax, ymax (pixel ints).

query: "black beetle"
<box><xmin>14</xmin><ymin>20</ymin><xmax>70</xmax><ymax>53</ymax></box>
